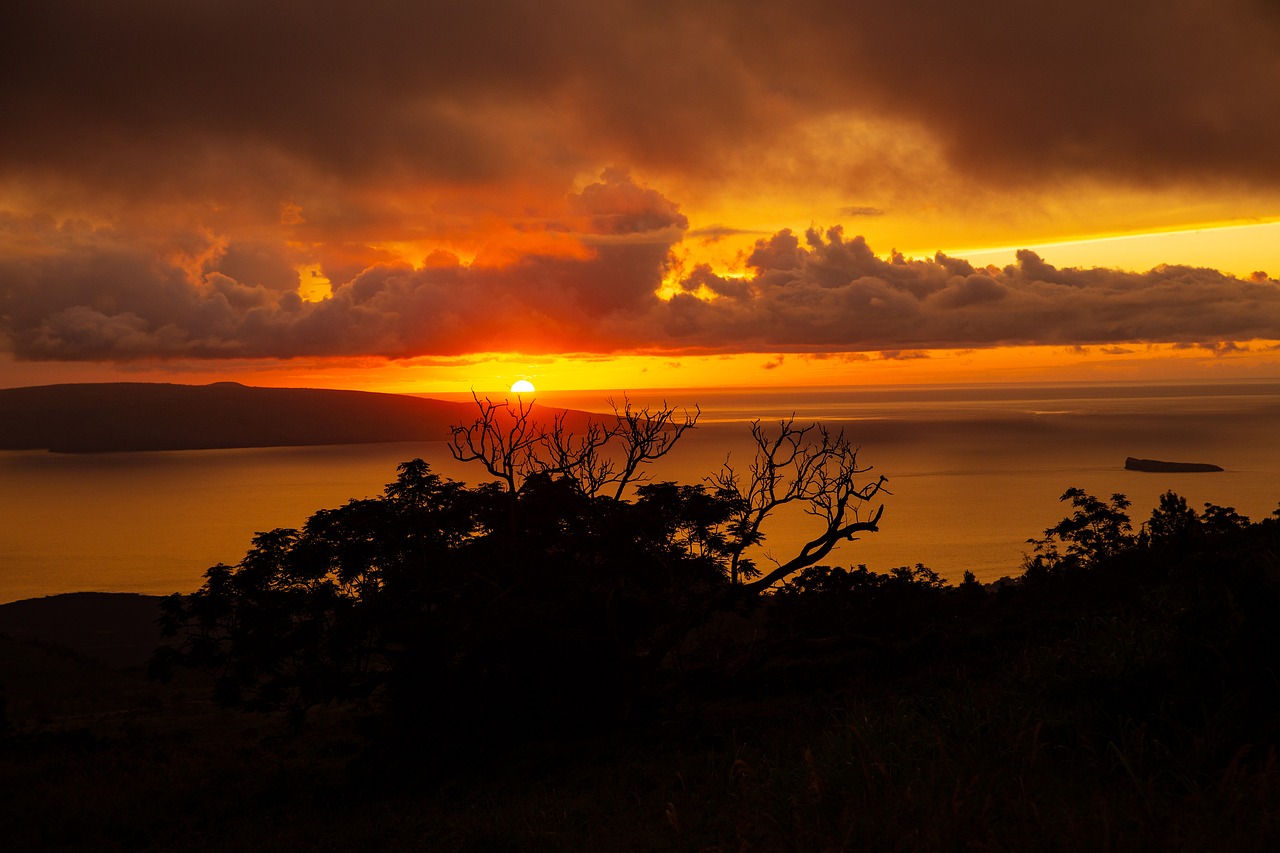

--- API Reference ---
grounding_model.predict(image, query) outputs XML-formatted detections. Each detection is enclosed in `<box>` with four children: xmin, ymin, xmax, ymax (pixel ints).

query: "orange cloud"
<box><xmin>6</xmin><ymin>193</ymin><xmax>1280</xmax><ymax>365</ymax></box>
<box><xmin>4</xmin><ymin>1</ymin><xmax>1280</xmax><ymax>380</ymax></box>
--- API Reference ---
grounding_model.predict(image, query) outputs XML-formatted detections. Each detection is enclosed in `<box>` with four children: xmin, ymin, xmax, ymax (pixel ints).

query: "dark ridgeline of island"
<box><xmin>0</xmin><ymin>382</ymin><xmax>607</xmax><ymax>453</ymax></box>
<box><xmin>1125</xmin><ymin>456</ymin><xmax>1224</xmax><ymax>473</ymax></box>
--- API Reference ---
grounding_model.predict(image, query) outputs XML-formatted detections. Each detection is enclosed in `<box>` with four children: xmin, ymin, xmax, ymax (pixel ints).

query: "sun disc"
<box><xmin>510</xmin><ymin>379</ymin><xmax>536</xmax><ymax>394</ymax></box>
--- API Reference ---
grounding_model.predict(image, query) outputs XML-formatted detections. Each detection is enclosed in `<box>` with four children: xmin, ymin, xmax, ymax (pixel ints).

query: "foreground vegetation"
<box><xmin>3</xmin><ymin>401</ymin><xmax>1279</xmax><ymax>850</ymax></box>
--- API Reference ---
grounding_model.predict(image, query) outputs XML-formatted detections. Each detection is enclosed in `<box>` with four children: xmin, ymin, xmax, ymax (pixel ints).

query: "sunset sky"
<box><xmin>3</xmin><ymin>0</ymin><xmax>1279</xmax><ymax>394</ymax></box>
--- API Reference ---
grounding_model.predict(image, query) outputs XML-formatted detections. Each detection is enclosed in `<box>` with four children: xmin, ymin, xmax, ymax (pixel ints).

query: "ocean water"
<box><xmin>2</xmin><ymin>381</ymin><xmax>1278</xmax><ymax>604</ymax></box>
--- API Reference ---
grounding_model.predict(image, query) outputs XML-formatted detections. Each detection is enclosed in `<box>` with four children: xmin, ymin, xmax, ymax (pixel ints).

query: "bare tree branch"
<box><xmin>538</xmin><ymin>413</ymin><xmax>618</xmax><ymax>497</ymax></box>
<box><xmin>605</xmin><ymin>398</ymin><xmax>700</xmax><ymax>500</ymax></box>
<box><xmin>710</xmin><ymin>417</ymin><xmax>888</xmax><ymax>586</ymax></box>
<box><xmin>451</xmin><ymin>397</ymin><xmax>884</xmax><ymax>595</ymax></box>
<box><xmin>448</xmin><ymin>392</ymin><xmax>545</xmax><ymax>495</ymax></box>
<box><xmin>450</xmin><ymin>393</ymin><xmax>699</xmax><ymax>501</ymax></box>
<box><xmin>740</xmin><ymin>496</ymin><xmax>885</xmax><ymax>595</ymax></box>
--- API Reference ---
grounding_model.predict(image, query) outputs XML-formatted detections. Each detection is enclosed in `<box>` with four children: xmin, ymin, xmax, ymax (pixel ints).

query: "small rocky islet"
<box><xmin>1125</xmin><ymin>456</ymin><xmax>1224</xmax><ymax>473</ymax></box>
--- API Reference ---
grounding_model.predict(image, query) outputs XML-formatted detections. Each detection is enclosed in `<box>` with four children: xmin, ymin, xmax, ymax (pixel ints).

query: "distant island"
<box><xmin>0</xmin><ymin>382</ymin><xmax>604</xmax><ymax>453</ymax></box>
<box><xmin>1125</xmin><ymin>456</ymin><xmax>1224</xmax><ymax>473</ymax></box>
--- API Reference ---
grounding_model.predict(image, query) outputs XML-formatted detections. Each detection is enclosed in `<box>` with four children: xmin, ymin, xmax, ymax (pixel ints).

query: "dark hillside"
<box><xmin>2</xmin><ymin>483</ymin><xmax>1279</xmax><ymax>849</ymax></box>
<box><xmin>0</xmin><ymin>382</ymin><xmax>603</xmax><ymax>452</ymax></box>
<box><xmin>0</xmin><ymin>593</ymin><xmax>167</xmax><ymax>669</ymax></box>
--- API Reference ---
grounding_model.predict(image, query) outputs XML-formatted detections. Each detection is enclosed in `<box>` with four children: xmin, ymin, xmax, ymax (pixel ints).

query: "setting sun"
<box><xmin>510</xmin><ymin>379</ymin><xmax>536</xmax><ymax>394</ymax></box>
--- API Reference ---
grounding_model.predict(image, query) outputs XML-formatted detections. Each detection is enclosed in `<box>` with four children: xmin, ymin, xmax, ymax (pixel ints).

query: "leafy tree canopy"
<box><xmin>154</xmin><ymin>398</ymin><xmax>888</xmax><ymax>741</ymax></box>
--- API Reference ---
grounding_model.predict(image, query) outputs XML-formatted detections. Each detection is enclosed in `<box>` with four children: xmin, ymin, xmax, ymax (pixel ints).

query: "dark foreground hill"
<box><xmin>4</xmin><ymin>544</ymin><xmax>1279</xmax><ymax>850</ymax></box>
<box><xmin>2</xmin><ymin>494</ymin><xmax>1279</xmax><ymax>849</ymax></box>
<box><xmin>0</xmin><ymin>382</ymin><xmax>603</xmax><ymax>452</ymax></box>
<box><xmin>0</xmin><ymin>593</ymin><xmax>166</xmax><ymax>669</ymax></box>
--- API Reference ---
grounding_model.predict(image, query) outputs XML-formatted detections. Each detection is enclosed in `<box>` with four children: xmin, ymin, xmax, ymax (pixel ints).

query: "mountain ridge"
<box><xmin>0</xmin><ymin>382</ymin><xmax>601</xmax><ymax>453</ymax></box>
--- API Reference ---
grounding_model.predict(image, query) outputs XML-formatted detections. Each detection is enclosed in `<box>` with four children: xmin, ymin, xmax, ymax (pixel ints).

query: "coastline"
<box><xmin>4</xmin><ymin>381</ymin><xmax>1278</xmax><ymax>605</ymax></box>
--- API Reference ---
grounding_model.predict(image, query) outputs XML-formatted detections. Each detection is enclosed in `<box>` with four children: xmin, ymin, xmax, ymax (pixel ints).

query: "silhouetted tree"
<box><xmin>1143</xmin><ymin>490</ymin><xmax>1200</xmax><ymax>546</ymax></box>
<box><xmin>1201</xmin><ymin>502</ymin><xmax>1251</xmax><ymax>537</ymax></box>
<box><xmin>155</xmin><ymin>397</ymin><xmax>891</xmax><ymax>747</ymax></box>
<box><xmin>152</xmin><ymin>460</ymin><xmax>482</xmax><ymax>717</ymax></box>
<box><xmin>1025</xmin><ymin>487</ymin><xmax>1133</xmax><ymax>576</ymax></box>
<box><xmin>709</xmin><ymin>417</ymin><xmax>888</xmax><ymax>587</ymax></box>
<box><xmin>562</xmin><ymin>397</ymin><xmax>700</xmax><ymax>500</ymax></box>
<box><xmin>768</xmin><ymin>562</ymin><xmax>948</xmax><ymax>639</ymax></box>
<box><xmin>448</xmin><ymin>392</ymin><xmax>698</xmax><ymax>500</ymax></box>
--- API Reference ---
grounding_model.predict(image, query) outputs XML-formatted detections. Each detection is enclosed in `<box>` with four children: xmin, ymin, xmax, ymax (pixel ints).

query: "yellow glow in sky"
<box><xmin>943</xmin><ymin>220</ymin><xmax>1280</xmax><ymax>279</ymax></box>
<box><xmin>183</xmin><ymin>344</ymin><xmax>1276</xmax><ymax>395</ymax></box>
<box><xmin>4</xmin><ymin>336</ymin><xmax>1278</xmax><ymax>396</ymax></box>
<box><xmin>297</xmin><ymin>264</ymin><xmax>333</xmax><ymax>302</ymax></box>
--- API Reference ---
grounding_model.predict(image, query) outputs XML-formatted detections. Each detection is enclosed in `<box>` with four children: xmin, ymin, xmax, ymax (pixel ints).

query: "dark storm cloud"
<box><xmin>0</xmin><ymin>0</ymin><xmax>774</xmax><ymax>197</ymax></box>
<box><xmin>212</xmin><ymin>243</ymin><xmax>301</xmax><ymax>292</ymax></box>
<box><xmin>4</xmin><ymin>0</ymin><xmax>1278</xmax><ymax>195</ymax></box>
<box><xmin>731</xmin><ymin>0</ymin><xmax>1280</xmax><ymax>186</ymax></box>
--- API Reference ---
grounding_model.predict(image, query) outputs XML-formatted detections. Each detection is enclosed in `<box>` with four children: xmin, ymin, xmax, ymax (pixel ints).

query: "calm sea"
<box><xmin>2</xmin><ymin>381</ymin><xmax>1278</xmax><ymax>604</ymax></box>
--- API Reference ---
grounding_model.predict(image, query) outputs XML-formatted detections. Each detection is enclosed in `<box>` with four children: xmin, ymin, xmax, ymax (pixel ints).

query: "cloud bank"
<box><xmin>3</xmin><ymin>177</ymin><xmax>1275</xmax><ymax>361</ymax></box>
<box><xmin>660</xmin><ymin>228</ymin><xmax>1280</xmax><ymax>352</ymax></box>
<box><xmin>5</xmin><ymin>0</ymin><xmax>1280</xmax><ymax>194</ymax></box>
<box><xmin>3</xmin><ymin>1</ymin><xmax>1279</xmax><ymax>364</ymax></box>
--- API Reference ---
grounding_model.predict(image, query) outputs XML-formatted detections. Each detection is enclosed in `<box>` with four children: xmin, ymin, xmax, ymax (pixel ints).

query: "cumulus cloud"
<box><xmin>651</xmin><ymin>227</ymin><xmax>1280</xmax><ymax>352</ymax></box>
<box><xmin>0</xmin><ymin>172</ymin><xmax>689</xmax><ymax>359</ymax></box>
<box><xmin>5</xmin><ymin>204</ymin><xmax>1278</xmax><ymax>361</ymax></box>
